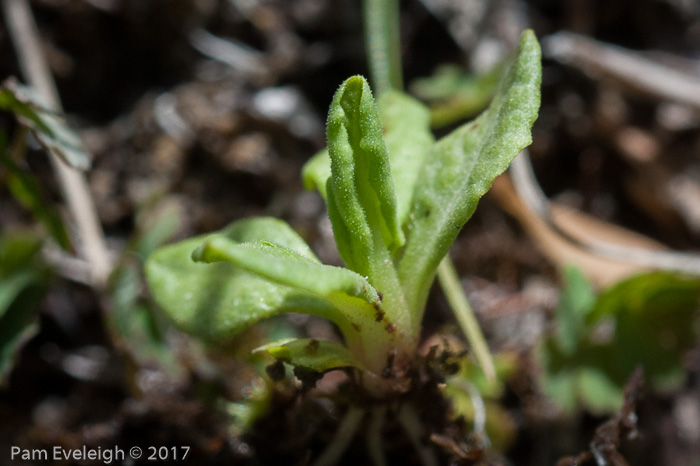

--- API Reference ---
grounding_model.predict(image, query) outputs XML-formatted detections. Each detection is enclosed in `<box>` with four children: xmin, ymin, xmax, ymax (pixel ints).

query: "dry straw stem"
<box><xmin>505</xmin><ymin>151</ymin><xmax>700</xmax><ymax>283</ymax></box>
<box><xmin>543</xmin><ymin>31</ymin><xmax>700</xmax><ymax>110</ymax></box>
<box><xmin>3</xmin><ymin>0</ymin><xmax>111</xmax><ymax>287</ymax></box>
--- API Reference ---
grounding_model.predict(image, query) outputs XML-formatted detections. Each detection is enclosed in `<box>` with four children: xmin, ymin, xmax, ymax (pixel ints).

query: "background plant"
<box><xmin>540</xmin><ymin>266</ymin><xmax>700</xmax><ymax>415</ymax></box>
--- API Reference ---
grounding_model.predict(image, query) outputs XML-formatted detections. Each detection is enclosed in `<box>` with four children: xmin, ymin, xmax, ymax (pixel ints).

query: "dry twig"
<box><xmin>2</xmin><ymin>0</ymin><xmax>112</xmax><ymax>287</ymax></box>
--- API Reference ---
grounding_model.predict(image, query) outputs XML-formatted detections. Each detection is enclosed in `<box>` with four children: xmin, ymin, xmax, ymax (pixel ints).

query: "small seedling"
<box><xmin>146</xmin><ymin>30</ymin><xmax>541</xmax><ymax>400</ymax></box>
<box><xmin>150</xmin><ymin>31</ymin><xmax>541</xmax><ymax>386</ymax></box>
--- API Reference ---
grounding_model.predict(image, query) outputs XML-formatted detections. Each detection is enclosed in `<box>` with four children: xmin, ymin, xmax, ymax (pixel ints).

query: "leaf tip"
<box><xmin>190</xmin><ymin>244</ymin><xmax>206</xmax><ymax>263</ymax></box>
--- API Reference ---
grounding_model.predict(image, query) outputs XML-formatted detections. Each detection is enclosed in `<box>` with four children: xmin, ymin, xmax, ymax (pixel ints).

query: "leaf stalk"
<box><xmin>437</xmin><ymin>257</ymin><xmax>496</xmax><ymax>382</ymax></box>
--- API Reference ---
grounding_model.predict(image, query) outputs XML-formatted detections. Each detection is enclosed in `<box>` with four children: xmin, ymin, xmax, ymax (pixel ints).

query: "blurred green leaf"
<box><xmin>540</xmin><ymin>272</ymin><xmax>700</xmax><ymax>414</ymax></box>
<box><xmin>221</xmin><ymin>376</ymin><xmax>271</xmax><ymax>436</ymax></box>
<box><xmin>0</xmin><ymin>144</ymin><xmax>71</xmax><ymax>250</ymax></box>
<box><xmin>377</xmin><ymin>91</ymin><xmax>435</xmax><ymax>225</ymax></box>
<box><xmin>539</xmin><ymin>340</ymin><xmax>624</xmax><ymax>415</ymax></box>
<box><xmin>109</xmin><ymin>199</ymin><xmax>185</xmax><ymax>374</ymax></box>
<box><xmin>555</xmin><ymin>266</ymin><xmax>596</xmax><ymax>355</ymax></box>
<box><xmin>302</xmin><ymin>148</ymin><xmax>331</xmax><ymax>198</ymax></box>
<box><xmin>0</xmin><ymin>231</ymin><xmax>49</xmax><ymax>387</ymax></box>
<box><xmin>450</xmin><ymin>351</ymin><xmax>517</xmax><ymax>398</ymax></box>
<box><xmin>577</xmin><ymin>365</ymin><xmax>624</xmax><ymax>414</ymax></box>
<box><xmin>0</xmin><ymin>271</ymin><xmax>35</xmax><ymax>316</ymax></box>
<box><xmin>0</xmin><ymin>232</ymin><xmax>43</xmax><ymax>276</ymax></box>
<box><xmin>0</xmin><ymin>79</ymin><xmax>90</xmax><ymax>170</ymax></box>
<box><xmin>411</xmin><ymin>64</ymin><xmax>503</xmax><ymax>128</ymax></box>
<box><xmin>595</xmin><ymin>273</ymin><xmax>700</xmax><ymax>391</ymax></box>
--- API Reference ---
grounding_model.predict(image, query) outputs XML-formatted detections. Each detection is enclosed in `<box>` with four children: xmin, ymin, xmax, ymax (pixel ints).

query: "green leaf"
<box><xmin>254</xmin><ymin>338</ymin><xmax>366</xmax><ymax>373</ymax></box>
<box><xmin>0</xmin><ymin>80</ymin><xmax>90</xmax><ymax>170</ymax></box>
<box><xmin>538</xmin><ymin>340</ymin><xmax>624</xmax><ymax>415</ymax></box>
<box><xmin>302</xmin><ymin>148</ymin><xmax>331</xmax><ymax>198</ymax></box>
<box><xmin>193</xmin><ymin>237</ymin><xmax>381</xmax><ymax>306</ymax></box>
<box><xmin>377</xmin><ymin>91</ymin><xmax>435</xmax><ymax>225</ymax></box>
<box><xmin>0</xmin><ymin>147</ymin><xmax>71</xmax><ymax>250</ymax></box>
<box><xmin>399</xmin><ymin>30</ymin><xmax>541</xmax><ymax>317</ymax></box>
<box><xmin>145</xmin><ymin>217</ymin><xmax>340</xmax><ymax>342</ymax></box>
<box><xmin>193</xmin><ymin>235</ymin><xmax>401</xmax><ymax>369</ymax></box>
<box><xmin>411</xmin><ymin>64</ymin><xmax>503</xmax><ymax>128</ymax></box>
<box><xmin>0</xmin><ymin>284</ymin><xmax>44</xmax><ymax>387</ymax></box>
<box><xmin>577</xmin><ymin>366</ymin><xmax>624</xmax><ymax>414</ymax></box>
<box><xmin>539</xmin><ymin>272</ymin><xmax>700</xmax><ymax>414</ymax></box>
<box><xmin>593</xmin><ymin>272</ymin><xmax>700</xmax><ymax>392</ymax></box>
<box><xmin>0</xmin><ymin>231</ymin><xmax>49</xmax><ymax>387</ymax></box>
<box><xmin>444</xmin><ymin>353</ymin><xmax>519</xmax><ymax>450</ymax></box>
<box><xmin>555</xmin><ymin>266</ymin><xmax>596</xmax><ymax>355</ymax></box>
<box><xmin>303</xmin><ymin>90</ymin><xmax>434</xmax><ymax>227</ymax></box>
<box><xmin>0</xmin><ymin>271</ymin><xmax>36</xmax><ymax>317</ymax></box>
<box><xmin>325</xmin><ymin>75</ymin><xmax>404</xmax><ymax>273</ymax></box>
<box><xmin>109</xmin><ymin>199</ymin><xmax>185</xmax><ymax>373</ymax></box>
<box><xmin>324</xmin><ymin>76</ymin><xmax>413</xmax><ymax>337</ymax></box>
<box><xmin>0</xmin><ymin>232</ymin><xmax>43</xmax><ymax>278</ymax></box>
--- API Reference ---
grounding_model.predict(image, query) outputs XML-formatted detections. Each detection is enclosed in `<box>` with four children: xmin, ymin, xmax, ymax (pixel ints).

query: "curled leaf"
<box><xmin>326</xmin><ymin>75</ymin><xmax>404</xmax><ymax>274</ymax></box>
<box><xmin>303</xmin><ymin>90</ymin><xmax>434</xmax><ymax>227</ymax></box>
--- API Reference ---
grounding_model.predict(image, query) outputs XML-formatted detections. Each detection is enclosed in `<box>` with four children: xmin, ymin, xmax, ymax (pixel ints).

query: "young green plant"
<box><xmin>146</xmin><ymin>30</ymin><xmax>541</xmax><ymax>397</ymax></box>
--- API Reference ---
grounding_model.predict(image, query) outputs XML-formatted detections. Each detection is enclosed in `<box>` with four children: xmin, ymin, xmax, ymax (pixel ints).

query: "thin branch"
<box><xmin>438</xmin><ymin>257</ymin><xmax>497</xmax><ymax>382</ymax></box>
<box><xmin>312</xmin><ymin>406</ymin><xmax>366</xmax><ymax>466</ymax></box>
<box><xmin>3</xmin><ymin>0</ymin><xmax>112</xmax><ymax>287</ymax></box>
<box><xmin>510</xmin><ymin>150</ymin><xmax>700</xmax><ymax>275</ymax></box>
<box><xmin>363</xmin><ymin>0</ymin><xmax>403</xmax><ymax>94</ymax></box>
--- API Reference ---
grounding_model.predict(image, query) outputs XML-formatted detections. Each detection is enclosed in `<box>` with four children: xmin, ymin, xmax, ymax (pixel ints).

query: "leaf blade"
<box><xmin>193</xmin><ymin>237</ymin><xmax>381</xmax><ymax>306</ymax></box>
<box><xmin>145</xmin><ymin>218</ymin><xmax>340</xmax><ymax>341</ymax></box>
<box><xmin>377</xmin><ymin>90</ymin><xmax>435</xmax><ymax>225</ymax></box>
<box><xmin>399</xmin><ymin>30</ymin><xmax>542</xmax><ymax>316</ymax></box>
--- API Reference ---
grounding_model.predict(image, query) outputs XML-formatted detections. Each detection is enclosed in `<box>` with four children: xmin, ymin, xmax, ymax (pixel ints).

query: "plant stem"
<box><xmin>2</xmin><ymin>0</ymin><xmax>112</xmax><ymax>287</ymax></box>
<box><xmin>438</xmin><ymin>256</ymin><xmax>496</xmax><ymax>382</ymax></box>
<box><xmin>363</xmin><ymin>0</ymin><xmax>403</xmax><ymax>94</ymax></box>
